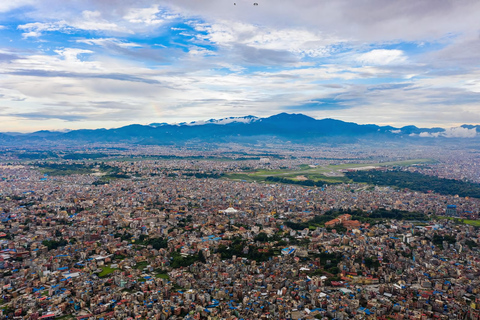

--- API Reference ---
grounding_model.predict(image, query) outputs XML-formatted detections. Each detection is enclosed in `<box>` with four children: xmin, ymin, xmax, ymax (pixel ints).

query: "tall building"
<box><xmin>446</xmin><ymin>205</ymin><xmax>457</xmax><ymax>216</ymax></box>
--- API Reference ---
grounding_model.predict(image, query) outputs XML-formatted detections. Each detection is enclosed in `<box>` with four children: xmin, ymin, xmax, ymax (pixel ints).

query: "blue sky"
<box><xmin>0</xmin><ymin>0</ymin><xmax>479</xmax><ymax>132</ymax></box>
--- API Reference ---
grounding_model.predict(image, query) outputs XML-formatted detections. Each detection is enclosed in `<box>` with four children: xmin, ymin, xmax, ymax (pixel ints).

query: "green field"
<box><xmin>437</xmin><ymin>216</ymin><xmax>480</xmax><ymax>227</ymax></box>
<box><xmin>98</xmin><ymin>266</ymin><xmax>117</xmax><ymax>278</ymax></box>
<box><xmin>224</xmin><ymin>158</ymin><xmax>433</xmax><ymax>185</ymax></box>
<box><xmin>133</xmin><ymin>261</ymin><xmax>149</xmax><ymax>270</ymax></box>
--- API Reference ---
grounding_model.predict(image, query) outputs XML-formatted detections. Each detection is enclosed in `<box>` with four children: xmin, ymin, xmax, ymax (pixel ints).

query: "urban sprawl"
<box><xmin>1</xmin><ymin>144</ymin><xmax>480</xmax><ymax>320</ymax></box>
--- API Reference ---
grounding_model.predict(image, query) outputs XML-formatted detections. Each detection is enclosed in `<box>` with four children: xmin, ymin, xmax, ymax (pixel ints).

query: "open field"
<box><xmin>98</xmin><ymin>266</ymin><xmax>117</xmax><ymax>278</ymax></box>
<box><xmin>224</xmin><ymin>158</ymin><xmax>433</xmax><ymax>185</ymax></box>
<box><xmin>437</xmin><ymin>216</ymin><xmax>480</xmax><ymax>227</ymax></box>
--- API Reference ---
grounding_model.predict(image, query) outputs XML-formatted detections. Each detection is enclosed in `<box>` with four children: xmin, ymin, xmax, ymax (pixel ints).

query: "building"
<box><xmin>446</xmin><ymin>205</ymin><xmax>457</xmax><ymax>216</ymax></box>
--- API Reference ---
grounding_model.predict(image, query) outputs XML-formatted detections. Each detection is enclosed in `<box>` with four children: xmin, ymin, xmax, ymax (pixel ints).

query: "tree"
<box><xmin>198</xmin><ymin>249</ymin><xmax>206</xmax><ymax>263</ymax></box>
<box><xmin>254</xmin><ymin>232</ymin><xmax>269</xmax><ymax>242</ymax></box>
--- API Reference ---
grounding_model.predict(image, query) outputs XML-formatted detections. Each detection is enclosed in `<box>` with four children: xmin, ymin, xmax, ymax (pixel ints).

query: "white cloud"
<box><xmin>18</xmin><ymin>21</ymin><xmax>70</xmax><ymax>38</ymax></box>
<box><xmin>0</xmin><ymin>0</ymin><xmax>34</xmax><ymax>13</ymax></box>
<box><xmin>123</xmin><ymin>5</ymin><xmax>163</xmax><ymax>25</ymax></box>
<box><xmin>356</xmin><ymin>49</ymin><xmax>407</xmax><ymax>65</ymax></box>
<box><xmin>167</xmin><ymin>0</ymin><xmax>480</xmax><ymax>43</ymax></box>
<box><xmin>20</xmin><ymin>31</ymin><xmax>41</xmax><ymax>38</ymax></box>
<box><xmin>418</xmin><ymin>132</ymin><xmax>440</xmax><ymax>138</ymax></box>
<box><xmin>17</xmin><ymin>10</ymin><xmax>131</xmax><ymax>38</ymax></box>
<box><xmin>442</xmin><ymin>127</ymin><xmax>477</xmax><ymax>138</ymax></box>
<box><xmin>417</xmin><ymin>127</ymin><xmax>476</xmax><ymax>138</ymax></box>
<box><xmin>54</xmin><ymin>48</ymin><xmax>93</xmax><ymax>62</ymax></box>
<box><xmin>188</xmin><ymin>46</ymin><xmax>217</xmax><ymax>57</ymax></box>
<box><xmin>3</xmin><ymin>0</ymin><xmax>480</xmax><ymax>130</ymax></box>
<box><xmin>76</xmin><ymin>38</ymin><xmax>142</xmax><ymax>48</ymax></box>
<box><xmin>192</xmin><ymin>20</ymin><xmax>340</xmax><ymax>58</ymax></box>
<box><xmin>74</xmin><ymin>10</ymin><xmax>130</xmax><ymax>32</ymax></box>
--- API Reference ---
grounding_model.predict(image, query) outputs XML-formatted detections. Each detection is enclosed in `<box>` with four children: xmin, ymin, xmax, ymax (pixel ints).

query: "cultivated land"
<box><xmin>224</xmin><ymin>158</ymin><xmax>434</xmax><ymax>184</ymax></box>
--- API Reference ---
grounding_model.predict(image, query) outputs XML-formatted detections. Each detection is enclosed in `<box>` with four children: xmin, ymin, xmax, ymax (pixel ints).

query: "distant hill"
<box><xmin>0</xmin><ymin>113</ymin><xmax>478</xmax><ymax>145</ymax></box>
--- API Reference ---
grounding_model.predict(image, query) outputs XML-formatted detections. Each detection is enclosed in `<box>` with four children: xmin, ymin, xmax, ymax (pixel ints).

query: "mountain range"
<box><xmin>1</xmin><ymin>113</ymin><xmax>478</xmax><ymax>145</ymax></box>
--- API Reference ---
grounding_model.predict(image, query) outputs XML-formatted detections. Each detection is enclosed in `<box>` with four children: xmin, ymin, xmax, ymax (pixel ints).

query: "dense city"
<box><xmin>1</xmin><ymin>144</ymin><xmax>480</xmax><ymax>320</ymax></box>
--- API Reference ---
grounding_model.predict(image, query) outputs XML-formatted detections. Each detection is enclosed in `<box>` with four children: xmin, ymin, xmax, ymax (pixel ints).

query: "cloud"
<box><xmin>9</xmin><ymin>99</ymin><xmax>152</xmax><ymax>123</ymax></box>
<box><xmin>230</xmin><ymin>44</ymin><xmax>298</xmax><ymax>65</ymax></box>
<box><xmin>192</xmin><ymin>20</ymin><xmax>339</xmax><ymax>59</ymax></box>
<box><xmin>11</xmin><ymin>111</ymin><xmax>88</xmax><ymax>122</ymax></box>
<box><xmin>124</xmin><ymin>5</ymin><xmax>163</xmax><ymax>25</ymax></box>
<box><xmin>442</xmin><ymin>126</ymin><xmax>477</xmax><ymax>138</ymax></box>
<box><xmin>417</xmin><ymin>127</ymin><xmax>477</xmax><ymax>138</ymax></box>
<box><xmin>6</xmin><ymin>69</ymin><xmax>161</xmax><ymax>84</ymax></box>
<box><xmin>357</xmin><ymin>49</ymin><xmax>407</xmax><ymax>65</ymax></box>
<box><xmin>17</xmin><ymin>10</ymin><xmax>131</xmax><ymax>38</ymax></box>
<box><xmin>0</xmin><ymin>51</ymin><xmax>22</xmax><ymax>63</ymax></box>
<box><xmin>418</xmin><ymin>131</ymin><xmax>440</xmax><ymax>138</ymax></box>
<box><xmin>163</xmin><ymin>0</ymin><xmax>480</xmax><ymax>44</ymax></box>
<box><xmin>0</xmin><ymin>0</ymin><xmax>34</xmax><ymax>13</ymax></box>
<box><xmin>288</xmin><ymin>98</ymin><xmax>353</xmax><ymax>111</ymax></box>
<box><xmin>18</xmin><ymin>21</ymin><xmax>70</xmax><ymax>38</ymax></box>
<box><xmin>367</xmin><ymin>83</ymin><xmax>412</xmax><ymax>91</ymax></box>
<box><xmin>420</xmin><ymin>35</ymin><xmax>480</xmax><ymax>70</ymax></box>
<box><xmin>2</xmin><ymin>0</ymin><xmax>480</xmax><ymax>130</ymax></box>
<box><xmin>76</xmin><ymin>38</ymin><xmax>142</xmax><ymax>48</ymax></box>
<box><xmin>54</xmin><ymin>48</ymin><xmax>93</xmax><ymax>61</ymax></box>
<box><xmin>123</xmin><ymin>5</ymin><xmax>179</xmax><ymax>26</ymax></box>
<box><xmin>76</xmin><ymin>38</ymin><xmax>183</xmax><ymax>63</ymax></box>
<box><xmin>73</xmin><ymin>10</ymin><xmax>131</xmax><ymax>33</ymax></box>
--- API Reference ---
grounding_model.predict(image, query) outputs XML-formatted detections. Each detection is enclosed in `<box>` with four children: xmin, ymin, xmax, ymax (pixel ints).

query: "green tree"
<box><xmin>198</xmin><ymin>249</ymin><xmax>206</xmax><ymax>263</ymax></box>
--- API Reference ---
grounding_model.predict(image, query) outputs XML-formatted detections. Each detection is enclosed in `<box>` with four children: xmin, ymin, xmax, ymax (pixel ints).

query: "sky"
<box><xmin>0</xmin><ymin>0</ymin><xmax>480</xmax><ymax>132</ymax></box>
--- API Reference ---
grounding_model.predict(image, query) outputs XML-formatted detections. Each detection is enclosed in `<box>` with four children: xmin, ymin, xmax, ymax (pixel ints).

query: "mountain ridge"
<box><xmin>1</xmin><ymin>113</ymin><xmax>478</xmax><ymax>145</ymax></box>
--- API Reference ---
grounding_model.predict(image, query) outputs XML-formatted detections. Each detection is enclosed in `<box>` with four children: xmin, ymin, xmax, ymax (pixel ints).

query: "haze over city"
<box><xmin>1</xmin><ymin>0</ymin><xmax>480</xmax><ymax>132</ymax></box>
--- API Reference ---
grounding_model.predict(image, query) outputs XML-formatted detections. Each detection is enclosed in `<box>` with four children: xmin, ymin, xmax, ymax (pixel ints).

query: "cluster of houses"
<box><xmin>0</xmin><ymin>150</ymin><xmax>479</xmax><ymax>319</ymax></box>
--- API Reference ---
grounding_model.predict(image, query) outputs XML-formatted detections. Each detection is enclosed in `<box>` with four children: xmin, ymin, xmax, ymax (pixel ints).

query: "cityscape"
<box><xmin>1</xmin><ymin>1</ymin><xmax>480</xmax><ymax>319</ymax></box>
<box><xmin>0</xmin><ymin>138</ymin><xmax>480</xmax><ymax>319</ymax></box>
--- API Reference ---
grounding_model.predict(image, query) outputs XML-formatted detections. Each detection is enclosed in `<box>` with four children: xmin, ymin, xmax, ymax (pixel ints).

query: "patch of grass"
<box><xmin>299</xmin><ymin>174</ymin><xmax>348</xmax><ymax>184</ymax></box>
<box><xmin>437</xmin><ymin>216</ymin><xmax>480</xmax><ymax>227</ymax></box>
<box><xmin>40</xmin><ymin>167</ymin><xmax>94</xmax><ymax>176</ymax></box>
<box><xmin>155</xmin><ymin>273</ymin><xmax>170</xmax><ymax>279</ymax></box>
<box><xmin>461</xmin><ymin>220</ymin><xmax>480</xmax><ymax>227</ymax></box>
<box><xmin>133</xmin><ymin>261</ymin><xmax>149</xmax><ymax>270</ymax></box>
<box><xmin>98</xmin><ymin>266</ymin><xmax>117</xmax><ymax>278</ymax></box>
<box><xmin>172</xmin><ymin>282</ymin><xmax>184</xmax><ymax>291</ymax></box>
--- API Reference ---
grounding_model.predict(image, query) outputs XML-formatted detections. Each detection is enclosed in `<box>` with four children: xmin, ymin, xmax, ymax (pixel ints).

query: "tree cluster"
<box><xmin>346</xmin><ymin>169</ymin><xmax>480</xmax><ymax>198</ymax></box>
